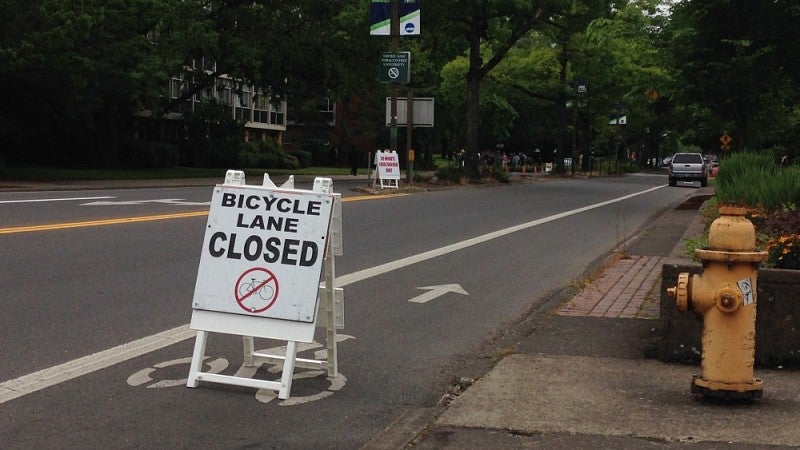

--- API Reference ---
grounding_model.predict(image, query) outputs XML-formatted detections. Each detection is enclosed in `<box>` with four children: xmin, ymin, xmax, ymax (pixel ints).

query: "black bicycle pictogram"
<box><xmin>234</xmin><ymin>267</ymin><xmax>279</xmax><ymax>313</ymax></box>
<box><xmin>239</xmin><ymin>277</ymin><xmax>274</xmax><ymax>301</ymax></box>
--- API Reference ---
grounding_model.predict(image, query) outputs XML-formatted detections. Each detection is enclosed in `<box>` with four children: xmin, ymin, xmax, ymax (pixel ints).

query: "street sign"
<box><xmin>379</xmin><ymin>52</ymin><xmax>411</xmax><ymax>83</ymax></box>
<box><xmin>373</xmin><ymin>150</ymin><xmax>401</xmax><ymax>189</ymax></box>
<box><xmin>384</xmin><ymin>97</ymin><xmax>434</xmax><ymax>127</ymax></box>
<box><xmin>192</xmin><ymin>184</ymin><xmax>334</xmax><ymax>322</ymax></box>
<box><xmin>720</xmin><ymin>132</ymin><xmax>732</xmax><ymax>151</ymax></box>
<box><xmin>609</xmin><ymin>115</ymin><xmax>627</xmax><ymax>125</ymax></box>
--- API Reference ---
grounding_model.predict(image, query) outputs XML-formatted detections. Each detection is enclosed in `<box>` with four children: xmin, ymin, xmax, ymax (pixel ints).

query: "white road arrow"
<box><xmin>409</xmin><ymin>284</ymin><xmax>469</xmax><ymax>304</ymax></box>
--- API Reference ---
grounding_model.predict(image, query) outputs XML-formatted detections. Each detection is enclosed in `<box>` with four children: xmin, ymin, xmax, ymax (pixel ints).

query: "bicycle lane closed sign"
<box><xmin>192</xmin><ymin>185</ymin><xmax>335</xmax><ymax>323</ymax></box>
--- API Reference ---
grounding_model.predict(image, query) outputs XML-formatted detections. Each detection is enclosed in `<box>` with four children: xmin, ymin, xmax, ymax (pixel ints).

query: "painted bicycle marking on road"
<box><xmin>126</xmin><ymin>334</ymin><xmax>355</xmax><ymax>406</ymax></box>
<box><xmin>127</xmin><ymin>357</ymin><xmax>228</xmax><ymax>388</ymax></box>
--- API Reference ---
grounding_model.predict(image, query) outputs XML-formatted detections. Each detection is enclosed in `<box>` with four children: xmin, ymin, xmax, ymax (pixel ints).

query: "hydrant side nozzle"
<box><xmin>669</xmin><ymin>272</ymin><xmax>691</xmax><ymax>312</ymax></box>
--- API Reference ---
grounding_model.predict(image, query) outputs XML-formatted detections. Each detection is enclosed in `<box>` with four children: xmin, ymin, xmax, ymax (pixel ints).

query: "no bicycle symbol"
<box><xmin>235</xmin><ymin>267</ymin><xmax>279</xmax><ymax>313</ymax></box>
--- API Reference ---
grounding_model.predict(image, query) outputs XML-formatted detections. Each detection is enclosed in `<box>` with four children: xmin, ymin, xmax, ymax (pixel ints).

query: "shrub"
<box><xmin>713</xmin><ymin>152</ymin><xmax>800</xmax><ymax>209</ymax></box>
<box><xmin>234</xmin><ymin>139</ymin><xmax>302</xmax><ymax>169</ymax></box>
<box><xmin>489</xmin><ymin>164</ymin><xmax>510</xmax><ymax>183</ymax></box>
<box><xmin>119</xmin><ymin>138</ymin><xmax>180</xmax><ymax>168</ymax></box>
<box><xmin>288</xmin><ymin>150</ymin><xmax>312</xmax><ymax>168</ymax></box>
<box><xmin>684</xmin><ymin>151</ymin><xmax>800</xmax><ymax>269</ymax></box>
<box><xmin>414</xmin><ymin>171</ymin><xmax>434</xmax><ymax>183</ymax></box>
<box><xmin>436</xmin><ymin>165</ymin><xmax>463</xmax><ymax>183</ymax></box>
<box><xmin>301</xmin><ymin>139</ymin><xmax>333</xmax><ymax>165</ymax></box>
<box><xmin>237</xmin><ymin>142</ymin><xmax>264</xmax><ymax>168</ymax></box>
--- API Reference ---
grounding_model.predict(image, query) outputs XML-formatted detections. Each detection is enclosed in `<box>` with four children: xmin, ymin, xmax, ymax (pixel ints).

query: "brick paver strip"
<box><xmin>557</xmin><ymin>255</ymin><xmax>665</xmax><ymax>318</ymax></box>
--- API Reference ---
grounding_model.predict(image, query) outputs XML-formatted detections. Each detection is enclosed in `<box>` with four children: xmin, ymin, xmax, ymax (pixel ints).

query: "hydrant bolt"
<box><xmin>719</xmin><ymin>294</ymin><xmax>735</xmax><ymax>309</ymax></box>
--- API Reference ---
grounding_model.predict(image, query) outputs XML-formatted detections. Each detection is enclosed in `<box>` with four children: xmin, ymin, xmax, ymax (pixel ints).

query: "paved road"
<box><xmin>0</xmin><ymin>174</ymin><xmax>694</xmax><ymax>448</ymax></box>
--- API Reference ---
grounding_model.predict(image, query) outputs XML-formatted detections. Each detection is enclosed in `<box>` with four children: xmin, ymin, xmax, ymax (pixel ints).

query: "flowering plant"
<box><xmin>766</xmin><ymin>234</ymin><xmax>800</xmax><ymax>270</ymax></box>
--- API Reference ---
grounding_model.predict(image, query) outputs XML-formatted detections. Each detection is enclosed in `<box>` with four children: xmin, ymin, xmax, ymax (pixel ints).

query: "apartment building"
<box><xmin>166</xmin><ymin>58</ymin><xmax>287</xmax><ymax>143</ymax></box>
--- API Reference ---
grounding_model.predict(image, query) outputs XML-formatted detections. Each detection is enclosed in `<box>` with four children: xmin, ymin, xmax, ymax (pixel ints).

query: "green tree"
<box><xmin>0</xmin><ymin>0</ymin><xmax>187</xmax><ymax>165</ymax></box>
<box><xmin>424</xmin><ymin>0</ymin><xmax>553</xmax><ymax>178</ymax></box>
<box><xmin>439</xmin><ymin>0</ymin><xmax>669</xmax><ymax>171</ymax></box>
<box><xmin>576</xmin><ymin>0</ymin><xmax>672</xmax><ymax>165</ymax></box>
<box><xmin>664</xmin><ymin>0</ymin><xmax>800</xmax><ymax>154</ymax></box>
<box><xmin>0</xmin><ymin>0</ymin><xmax>388</xmax><ymax>167</ymax></box>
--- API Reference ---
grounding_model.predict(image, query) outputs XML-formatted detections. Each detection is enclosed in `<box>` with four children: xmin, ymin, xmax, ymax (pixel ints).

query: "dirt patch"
<box><xmin>674</xmin><ymin>194</ymin><xmax>713</xmax><ymax>211</ymax></box>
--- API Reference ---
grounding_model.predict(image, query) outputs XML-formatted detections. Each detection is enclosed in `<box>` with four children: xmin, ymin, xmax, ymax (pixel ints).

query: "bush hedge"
<box><xmin>716</xmin><ymin>152</ymin><xmax>800</xmax><ymax>210</ymax></box>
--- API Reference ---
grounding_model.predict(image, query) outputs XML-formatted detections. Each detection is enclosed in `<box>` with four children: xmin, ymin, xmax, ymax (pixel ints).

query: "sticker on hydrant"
<box><xmin>737</xmin><ymin>278</ymin><xmax>754</xmax><ymax>305</ymax></box>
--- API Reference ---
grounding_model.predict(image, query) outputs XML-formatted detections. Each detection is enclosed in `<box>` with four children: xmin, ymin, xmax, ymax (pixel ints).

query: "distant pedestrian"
<box><xmin>347</xmin><ymin>145</ymin><xmax>359</xmax><ymax>176</ymax></box>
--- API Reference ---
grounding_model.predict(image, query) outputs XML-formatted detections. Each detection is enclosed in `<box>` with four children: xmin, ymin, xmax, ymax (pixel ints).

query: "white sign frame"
<box><xmin>373</xmin><ymin>150</ymin><xmax>401</xmax><ymax>189</ymax></box>
<box><xmin>187</xmin><ymin>172</ymin><xmax>342</xmax><ymax>399</ymax></box>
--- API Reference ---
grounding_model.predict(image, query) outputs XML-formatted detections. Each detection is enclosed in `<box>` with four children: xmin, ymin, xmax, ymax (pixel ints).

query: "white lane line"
<box><xmin>0</xmin><ymin>326</ymin><xmax>195</xmax><ymax>404</ymax></box>
<box><xmin>0</xmin><ymin>196</ymin><xmax>114</xmax><ymax>204</ymax></box>
<box><xmin>0</xmin><ymin>185</ymin><xmax>664</xmax><ymax>404</ymax></box>
<box><xmin>337</xmin><ymin>185</ymin><xmax>665</xmax><ymax>287</ymax></box>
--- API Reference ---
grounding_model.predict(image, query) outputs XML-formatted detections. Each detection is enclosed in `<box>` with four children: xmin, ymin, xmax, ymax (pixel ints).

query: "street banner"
<box><xmin>370</xmin><ymin>0</ymin><xmax>421</xmax><ymax>36</ymax></box>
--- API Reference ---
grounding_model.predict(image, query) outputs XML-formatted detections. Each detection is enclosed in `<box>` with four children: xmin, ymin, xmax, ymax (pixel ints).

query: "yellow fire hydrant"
<box><xmin>667</xmin><ymin>206</ymin><xmax>768</xmax><ymax>399</ymax></box>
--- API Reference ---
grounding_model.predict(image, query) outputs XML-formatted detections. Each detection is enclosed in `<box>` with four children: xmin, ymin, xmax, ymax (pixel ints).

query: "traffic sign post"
<box><xmin>187</xmin><ymin>171</ymin><xmax>344</xmax><ymax>399</ymax></box>
<box><xmin>720</xmin><ymin>132</ymin><xmax>732</xmax><ymax>152</ymax></box>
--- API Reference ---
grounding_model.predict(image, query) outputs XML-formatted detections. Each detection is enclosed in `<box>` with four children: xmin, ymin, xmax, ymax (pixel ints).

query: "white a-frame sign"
<box><xmin>187</xmin><ymin>170</ymin><xmax>344</xmax><ymax>399</ymax></box>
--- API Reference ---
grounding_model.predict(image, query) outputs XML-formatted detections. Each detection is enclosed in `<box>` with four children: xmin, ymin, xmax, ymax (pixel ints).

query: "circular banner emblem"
<box><xmin>235</xmin><ymin>267</ymin><xmax>279</xmax><ymax>313</ymax></box>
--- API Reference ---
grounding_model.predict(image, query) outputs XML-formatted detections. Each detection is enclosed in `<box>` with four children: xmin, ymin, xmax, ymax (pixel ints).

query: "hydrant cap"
<box><xmin>714</xmin><ymin>287</ymin><xmax>742</xmax><ymax>313</ymax></box>
<box><xmin>707</xmin><ymin>206</ymin><xmax>756</xmax><ymax>252</ymax></box>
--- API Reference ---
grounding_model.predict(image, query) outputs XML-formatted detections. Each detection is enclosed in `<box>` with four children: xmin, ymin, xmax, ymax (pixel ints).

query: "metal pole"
<box><xmin>390</xmin><ymin>0</ymin><xmax>399</xmax><ymax>155</ymax></box>
<box><xmin>406</xmin><ymin>88</ymin><xmax>414</xmax><ymax>184</ymax></box>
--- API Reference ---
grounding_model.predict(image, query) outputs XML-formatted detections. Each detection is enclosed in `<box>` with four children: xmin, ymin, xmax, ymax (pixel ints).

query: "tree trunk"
<box><xmin>556</xmin><ymin>48</ymin><xmax>569</xmax><ymax>174</ymax></box>
<box><xmin>465</xmin><ymin>31</ymin><xmax>483</xmax><ymax>180</ymax></box>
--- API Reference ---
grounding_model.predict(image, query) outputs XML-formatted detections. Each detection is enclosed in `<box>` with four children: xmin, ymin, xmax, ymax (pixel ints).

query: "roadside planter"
<box><xmin>659</xmin><ymin>264</ymin><xmax>800</xmax><ymax>369</ymax></box>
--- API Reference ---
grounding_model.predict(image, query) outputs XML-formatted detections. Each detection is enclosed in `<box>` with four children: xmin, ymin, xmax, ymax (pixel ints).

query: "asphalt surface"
<box><xmin>4</xmin><ymin>176</ymin><xmax>798</xmax><ymax>448</ymax></box>
<box><xmin>361</xmin><ymin>185</ymin><xmax>800</xmax><ymax>449</ymax></box>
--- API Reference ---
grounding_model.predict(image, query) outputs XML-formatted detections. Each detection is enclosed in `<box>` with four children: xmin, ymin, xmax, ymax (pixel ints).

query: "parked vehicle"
<box><xmin>669</xmin><ymin>152</ymin><xmax>708</xmax><ymax>187</ymax></box>
<box><xmin>704</xmin><ymin>154</ymin><xmax>720</xmax><ymax>167</ymax></box>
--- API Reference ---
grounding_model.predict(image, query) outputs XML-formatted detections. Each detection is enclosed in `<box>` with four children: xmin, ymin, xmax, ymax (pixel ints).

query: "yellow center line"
<box><xmin>0</xmin><ymin>194</ymin><xmax>403</xmax><ymax>235</ymax></box>
<box><xmin>0</xmin><ymin>211</ymin><xmax>210</xmax><ymax>235</ymax></box>
<box><xmin>344</xmin><ymin>193</ymin><xmax>408</xmax><ymax>202</ymax></box>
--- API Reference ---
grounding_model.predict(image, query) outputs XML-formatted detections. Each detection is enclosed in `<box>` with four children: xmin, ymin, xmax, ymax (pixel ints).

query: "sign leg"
<box><xmin>242</xmin><ymin>336</ymin><xmax>255</xmax><ymax>367</ymax></box>
<box><xmin>277</xmin><ymin>341</ymin><xmax>298</xmax><ymax>399</ymax></box>
<box><xmin>186</xmin><ymin>330</ymin><xmax>209</xmax><ymax>388</ymax></box>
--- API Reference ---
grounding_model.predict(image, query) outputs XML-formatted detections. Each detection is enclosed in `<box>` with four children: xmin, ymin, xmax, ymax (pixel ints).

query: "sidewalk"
<box><xmin>365</xmin><ymin>187</ymin><xmax>800</xmax><ymax>449</ymax></box>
